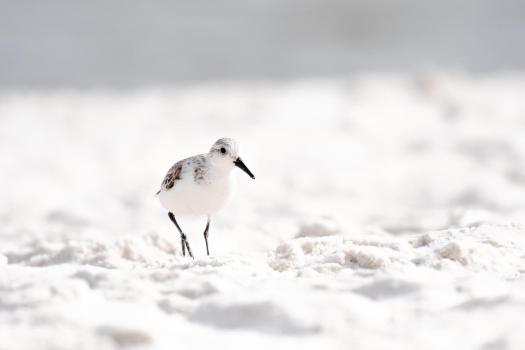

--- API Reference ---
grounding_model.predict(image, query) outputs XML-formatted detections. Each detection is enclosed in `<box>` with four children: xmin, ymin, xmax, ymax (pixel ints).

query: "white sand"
<box><xmin>1</xmin><ymin>73</ymin><xmax>525</xmax><ymax>349</ymax></box>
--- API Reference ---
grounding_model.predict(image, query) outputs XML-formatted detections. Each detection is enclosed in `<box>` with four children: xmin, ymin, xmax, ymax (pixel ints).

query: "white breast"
<box><xmin>158</xmin><ymin>166</ymin><xmax>235</xmax><ymax>216</ymax></box>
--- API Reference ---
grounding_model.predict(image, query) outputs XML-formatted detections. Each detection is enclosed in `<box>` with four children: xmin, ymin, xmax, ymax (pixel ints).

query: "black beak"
<box><xmin>234</xmin><ymin>157</ymin><xmax>255</xmax><ymax>179</ymax></box>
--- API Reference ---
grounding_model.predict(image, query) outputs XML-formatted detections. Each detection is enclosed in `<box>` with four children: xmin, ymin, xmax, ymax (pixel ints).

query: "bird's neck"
<box><xmin>208</xmin><ymin>155</ymin><xmax>234</xmax><ymax>178</ymax></box>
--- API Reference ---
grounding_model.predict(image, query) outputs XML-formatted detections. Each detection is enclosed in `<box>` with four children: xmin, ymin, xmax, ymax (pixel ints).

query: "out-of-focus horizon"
<box><xmin>1</xmin><ymin>0</ymin><xmax>525</xmax><ymax>89</ymax></box>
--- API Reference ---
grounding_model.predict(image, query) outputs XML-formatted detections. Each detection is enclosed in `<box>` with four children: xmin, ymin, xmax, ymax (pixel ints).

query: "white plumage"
<box><xmin>156</xmin><ymin>138</ymin><xmax>255</xmax><ymax>258</ymax></box>
<box><xmin>158</xmin><ymin>157</ymin><xmax>237</xmax><ymax>216</ymax></box>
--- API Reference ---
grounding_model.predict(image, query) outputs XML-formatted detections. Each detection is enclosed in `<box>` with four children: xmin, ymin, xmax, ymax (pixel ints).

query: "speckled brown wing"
<box><xmin>158</xmin><ymin>160</ymin><xmax>183</xmax><ymax>194</ymax></box>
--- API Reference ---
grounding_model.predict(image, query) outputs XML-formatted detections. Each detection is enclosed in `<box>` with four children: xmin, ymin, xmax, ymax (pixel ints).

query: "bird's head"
<box><xmin>209</xmin><ymin>138</ymin><xmax>255</xmax><ymax>179</ymax></box>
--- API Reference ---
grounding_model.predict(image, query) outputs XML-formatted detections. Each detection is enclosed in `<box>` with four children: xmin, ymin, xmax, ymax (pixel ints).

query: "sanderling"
<box><xmin>156</xmin><ymin>138</ymin><xmax>255</xmax><ymax>258</ymax></box>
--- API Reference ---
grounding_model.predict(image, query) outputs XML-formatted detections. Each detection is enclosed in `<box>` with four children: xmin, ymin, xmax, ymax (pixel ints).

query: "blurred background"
<box><xmin>1</xmin><ymin>0</ymin><xmax>525</xmax><ymax>88</ymax></box>
<box><xmin>3</xmin><ymin>2</ymin><xmax>525</xmax><ymax>350</ymax></box>
<box><xmin>1</xmin><ymin>0</ymin><xmax>525</xmax><ymax>243</ymax></box>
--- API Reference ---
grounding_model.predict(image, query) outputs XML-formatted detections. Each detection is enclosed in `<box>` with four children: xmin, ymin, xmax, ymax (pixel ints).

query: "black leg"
<box><xmin>184</xmin><ymin>238</ymin><xmax>193</xmax><ymax>258</ymax></box>
<box><xmin>168</xmin><ymin>212</ymin><xmax>193</xmax><ymax>259</ymax></box>
<box><xmin>203</xmin><ymin>218</ymin><xmax>211</xmax><ymax>256</ymax></box>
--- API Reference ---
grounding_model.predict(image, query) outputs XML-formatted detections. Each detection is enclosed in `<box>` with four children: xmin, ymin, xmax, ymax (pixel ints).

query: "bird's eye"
<box><xmin>220</xmin><ymin>147</ymin><xmax>226</xmax><ymax>154</ymax></box>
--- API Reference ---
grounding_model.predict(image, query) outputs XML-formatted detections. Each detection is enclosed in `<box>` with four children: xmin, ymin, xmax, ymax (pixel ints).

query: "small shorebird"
<box><xmin>156</xmin><ymin>138</ymin><xmax>255</xmax><ymax>258</ymax></box>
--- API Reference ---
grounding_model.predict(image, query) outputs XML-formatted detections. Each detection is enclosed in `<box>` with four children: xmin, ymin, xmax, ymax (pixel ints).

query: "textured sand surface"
<box><xmin>1</xmin><ymin>74</ymin><xmax>525</xmax><ymax>349</ymax></box>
